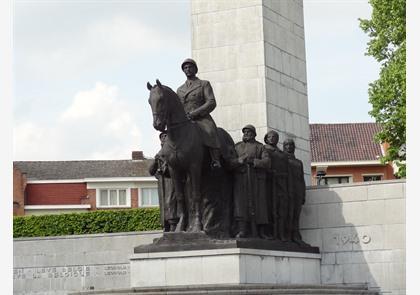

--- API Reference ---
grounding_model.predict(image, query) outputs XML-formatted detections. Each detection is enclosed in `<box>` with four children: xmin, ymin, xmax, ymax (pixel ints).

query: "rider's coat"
<box><xmin>177</xmin><ymin>77</ymin><xmax>221</xmax><ymax>149</ymax></box>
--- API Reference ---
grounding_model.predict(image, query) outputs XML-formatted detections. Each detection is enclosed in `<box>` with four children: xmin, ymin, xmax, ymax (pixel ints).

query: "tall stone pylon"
<box><xmin>191</xmin><ymin>0</ymin><xmax>311</xmax><ymax>181</ymax></box>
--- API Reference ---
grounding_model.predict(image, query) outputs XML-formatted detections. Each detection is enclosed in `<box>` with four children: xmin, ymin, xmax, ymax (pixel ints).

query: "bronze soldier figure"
<box><xmin>177</xmin><ymin>58</ymin><xmax>222</xmax><ymax>169</ymax></box>
<box><xmin>149</xmin><ymin>132</ymin><xmax>178</xmax><ymax>232</ymax></box>
<box><xmin>233</xmin><ymin>125</ymin><xmax>270</xmax><ymax>239</ymax></box>
<box><xmin>264</xmin><ymin>130</ymin><xmax>290</xmax><ymax>241</ymax></box>
<box><xmin>283</xmin><ymin>138</ymin><xmax>307</xmax><ymax>245</ymax></box>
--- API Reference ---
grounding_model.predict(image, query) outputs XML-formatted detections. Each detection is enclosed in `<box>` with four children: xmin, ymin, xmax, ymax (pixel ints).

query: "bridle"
<box><xmin>151</xmin><ymin>90</ymin><xmax>189</xmax><ymax>132</ymax></box>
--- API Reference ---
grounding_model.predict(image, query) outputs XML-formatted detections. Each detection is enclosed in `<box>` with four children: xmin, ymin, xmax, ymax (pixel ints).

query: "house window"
<box><xmin>98</xmin><ymin>189</ymin><xmax>129</xmax><ymax>207</ymax></box>
<box><xmin>140</xmin><ymin>188</ymin><xmax>159</xmax><ymax>207</ymax></box>
<box><xmin>363</xmin><ymin>175</ymin><xmax>382</xmax><ymax>182</ymax></box>
<box><xmin>319</xmin><ymin>176</ymin><xmax>350</xmax><ymax>185</ymax></box>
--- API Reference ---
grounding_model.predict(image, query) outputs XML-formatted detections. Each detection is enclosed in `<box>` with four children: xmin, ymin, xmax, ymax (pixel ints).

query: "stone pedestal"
<box><xmin>130</xmin><ymin>248</ymin><xmax>321</xmax><ymax>288</ymax></box>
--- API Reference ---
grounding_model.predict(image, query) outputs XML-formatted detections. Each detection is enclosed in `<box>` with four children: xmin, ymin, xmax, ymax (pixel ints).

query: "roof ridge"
<box><xmin>310</xmin><ymin>122</ymin><xmax>379</xmax><ymax>126</ymax></box>
<box><xmin>13</xmin><ymin>159</ymin><xmax>141</xmax><ymax>164</ymax></box>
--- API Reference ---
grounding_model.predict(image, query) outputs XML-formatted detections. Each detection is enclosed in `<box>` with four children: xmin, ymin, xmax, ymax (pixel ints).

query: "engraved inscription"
<box><xmin>104</xmin><ymin>265</ymin><xmax>129</xmax><ymax>276</ymax></box>
<box><xmin>333</xmin><ymin>233</ymin><xmax>372</xmax><ymax>247</ymax></box>
<box><xmin>13</xmin><ymin>264</ymin><xmax>130</xmax><ymax>281</ymax></box>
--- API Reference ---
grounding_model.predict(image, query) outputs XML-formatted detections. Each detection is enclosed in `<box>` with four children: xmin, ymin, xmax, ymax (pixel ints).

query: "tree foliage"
<box><xmin>359</xmin><ymin>0</ymin><xmax>406</xmax><ymax>177</ymax></box>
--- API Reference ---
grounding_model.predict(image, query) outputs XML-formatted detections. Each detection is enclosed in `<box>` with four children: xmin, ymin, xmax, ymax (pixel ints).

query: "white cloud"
<box><xmin>60</xmin><ymin>82</ymin><xmax>119</xmax><ymax>120</ymax></box>
<box><xmin>13</xmin><ymin>82</ymin><xmax>153</xmax><ymax>161</ymax></box>
<box><xmin>17</xmin><ymin>14</ymin><xmax>188</xmax><ymax>80</ymax></box>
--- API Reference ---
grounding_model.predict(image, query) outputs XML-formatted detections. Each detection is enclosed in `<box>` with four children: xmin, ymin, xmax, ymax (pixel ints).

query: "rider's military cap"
<box><xmin>181</xmin><ymin>58</ymin><xmax>198</xmax><ymax>72</ymax></box>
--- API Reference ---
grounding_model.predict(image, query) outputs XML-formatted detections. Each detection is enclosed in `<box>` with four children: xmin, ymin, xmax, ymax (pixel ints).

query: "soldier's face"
<box><xmin>284</xmin><ymin>141</ymin><xmax>295</xmax><ymax>154</ymax></box>
<box><xmin>159</xmin><ymin>134</ymin><xmax>167</xmax><ymax>145</ymax></box>
<box><xmin>266</xmin><ymin>133</ymin><xmax>278</xmax><ymax>146</ymax></box>
<box><xmin>243</xmin><ymin>129</ymin><xmax>255</xmax><ymax>142</ymax></box>
<box><xmin>182</xmin><ymin>63</ymin><xmax>196</xmax><ymax>78</ymax></box>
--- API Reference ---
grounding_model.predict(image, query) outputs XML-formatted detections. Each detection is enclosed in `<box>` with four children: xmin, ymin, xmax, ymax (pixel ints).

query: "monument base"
<box><xmin>70</xmin><ymin>284</ymin><xmax>378</xmax><ymax>294</ymax></box>
<box><xmin>131</xmin><ymin>232</ymin><xmax>321</xmax><ymax>287</ymax></box>
<box><xmin>130</xmin><ymin>247</ymin><xmax>321</xmax><ymax>287</ymax></box>
<box><xmin>133</xmin><ymin>232</ymin><xmax>320</xmax><ymax>254</ymax></box>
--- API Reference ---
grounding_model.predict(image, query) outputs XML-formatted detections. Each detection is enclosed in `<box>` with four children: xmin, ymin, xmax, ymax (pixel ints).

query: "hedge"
<box><xmin>13</xmin><ymin>208</ymin><xmax>162</xmax><ymax>238</ymax></box>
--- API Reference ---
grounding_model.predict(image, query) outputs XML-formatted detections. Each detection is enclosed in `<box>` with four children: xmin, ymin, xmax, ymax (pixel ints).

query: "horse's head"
<box><xmin>147</xmin><ymin>79</ymin><xmax>169</xmax><ymax>132</ymax></box>
<box><xmin>147</xmin><ymin>79</ymin><xmax>186</xmax><ymax>132</ymax></box>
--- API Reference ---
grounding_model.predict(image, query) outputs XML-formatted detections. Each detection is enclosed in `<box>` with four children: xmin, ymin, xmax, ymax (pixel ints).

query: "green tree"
<box><xmin>359</xmin><ymin>0</ymin><xmax>406</xmax><ymax>177</ymax></box>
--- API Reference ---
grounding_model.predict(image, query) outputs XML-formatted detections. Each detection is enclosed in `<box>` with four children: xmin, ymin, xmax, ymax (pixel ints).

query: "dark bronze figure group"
<box><xmin>147</xmin><ymin>59</ymin><xmax>308</xmax><ymax>245</ymax></box>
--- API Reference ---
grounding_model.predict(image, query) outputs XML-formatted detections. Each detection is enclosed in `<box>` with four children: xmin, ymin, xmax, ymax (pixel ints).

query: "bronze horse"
<box><xmin>147</xmin><ymin>80</ymin><xmax>236</xmax><ymax>234</ymax></box>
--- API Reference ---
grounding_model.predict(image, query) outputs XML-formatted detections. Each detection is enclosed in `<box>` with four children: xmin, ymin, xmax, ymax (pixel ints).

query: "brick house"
<box><xmin>13</xmin><ymin>165</ymin><xmax>27</xmax><ymax>216</ymax></box>
<box><xmin>309</xmin><ymin>123</ymin><xmax>395</xmax><ymax>185</ymax></box>
<box><xmin>13</xmin><ymin>123</ymin><xmax>396</xmax><ymax>215</ymax></box>
<box><xmin>13</xmin><ymin>152</ymin><xmax>157</xmax><ymax>216</ymax></box>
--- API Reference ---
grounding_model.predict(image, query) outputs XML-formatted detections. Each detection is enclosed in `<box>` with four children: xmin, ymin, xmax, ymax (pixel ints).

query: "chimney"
<box><xmin>132</xmin><ymin>151</ymin><xmax>145</xmax><ymax>160</ymax></box>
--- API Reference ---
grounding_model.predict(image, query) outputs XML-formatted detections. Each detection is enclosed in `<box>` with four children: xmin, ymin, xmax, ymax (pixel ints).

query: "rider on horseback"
<box><xmin>177</xmin><ymin>58</ymin><xmax>222</xmax><ymax>169</ymax></box>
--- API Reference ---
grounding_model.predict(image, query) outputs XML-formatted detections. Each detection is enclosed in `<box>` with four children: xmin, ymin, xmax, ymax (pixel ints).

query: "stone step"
<box><xmin>70</xmin><ymin>284</ymin><xmax>379</xmax><ymax>295</ymax></box>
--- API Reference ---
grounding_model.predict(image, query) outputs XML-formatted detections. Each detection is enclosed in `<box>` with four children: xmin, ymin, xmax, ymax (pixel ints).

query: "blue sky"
<box><xmin>13</xmin><ymin>0</ymin><xmax>379</xmax><ymax>161</ymax></box>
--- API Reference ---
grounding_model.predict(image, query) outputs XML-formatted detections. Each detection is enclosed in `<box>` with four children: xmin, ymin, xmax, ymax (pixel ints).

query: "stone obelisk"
<box><xmin>191</xmin><ymin>0</ymin><xmax>310</xmax><ymax>181</ymax></box>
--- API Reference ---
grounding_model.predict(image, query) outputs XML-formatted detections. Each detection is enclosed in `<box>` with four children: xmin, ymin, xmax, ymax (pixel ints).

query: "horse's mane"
<box><xmin>161</xmin><ymin>85</ymin><xmax>180</xmax><ymax>101</ymax></box>
<box><xmin>153</xmin><ymin>83</ymin><xmax>186</xmax><ymax>118</ymax></box>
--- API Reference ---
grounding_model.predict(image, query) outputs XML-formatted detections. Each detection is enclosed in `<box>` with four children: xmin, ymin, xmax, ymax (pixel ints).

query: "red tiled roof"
<box><xmin>14</xmin><ymin>159</ymin><xmax>154</xmax><ymax>181</ymax></box>
<box><xmin>310</xmin><ymin>123</ymin><xmax>383</xmax><ymax>163</ymax></box>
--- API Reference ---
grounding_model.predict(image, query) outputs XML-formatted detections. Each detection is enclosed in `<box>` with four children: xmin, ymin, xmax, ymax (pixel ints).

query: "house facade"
<box><xmin>13</xmin><ymin>152</ymin><xmax>158</xmax><ymax>216</ymax></box>
<box><xmin>309</xmin><ymin>123</ymin><xmax>395</xmax><ymax>185</ymax></box>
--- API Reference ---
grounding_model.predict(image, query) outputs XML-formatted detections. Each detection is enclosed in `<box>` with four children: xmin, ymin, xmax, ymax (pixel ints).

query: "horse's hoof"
<box><xmin>187</xmin><ymin>221</ymin><xmax>202</xmax><ymax>232</ymax></box>
<box><xmin>175</xmin><ymin>216</ymin><xmax>186</xmax><ymax>232</ymax></box>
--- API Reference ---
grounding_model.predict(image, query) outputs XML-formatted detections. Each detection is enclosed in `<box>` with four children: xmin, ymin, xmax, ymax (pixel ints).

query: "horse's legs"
<box><xmin>187</xmin><ymin>163</ymin><xmax>203</xmax><ymax>232</ymax></box>
<box><xmin>170</xmin><ymin>169</ymin><xmax>187</xmax><ymax>232</ymax></box>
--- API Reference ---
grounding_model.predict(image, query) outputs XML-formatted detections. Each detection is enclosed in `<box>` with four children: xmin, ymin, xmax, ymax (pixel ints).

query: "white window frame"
<box><xmin>362</xmin><ymin>173</ymin><xmax>384</xmax><ymax>182</ymax></box>
<box><xmin>138</xmin><ymin>185</ymin><xmax>159</xmax><ymax>208</ymax></box>
<box><xmin>95</xmin><ymin>188</ymin><xmax>131</xmax><ymax>208</ymax></box>
<box><xmin>320</xmin><ymin>174</ymin><xmax>353</xmax><ymax>185</ymax></box>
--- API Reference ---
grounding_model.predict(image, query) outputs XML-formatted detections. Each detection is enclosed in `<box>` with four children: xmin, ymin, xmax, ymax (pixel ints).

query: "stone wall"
<box><xmin>13</xmin><ymin>231</ymin><xmax>161</xmax><ymax>294</ymax></box>
<box><xmin>301</xmin><ymin>180</ymin><xmax>406</xmax><ymax>295</ymax></box>
<box><xmin>13</xmin><ymin>180</ymin><xmax>405</xmax><ymax>294</ymax></box>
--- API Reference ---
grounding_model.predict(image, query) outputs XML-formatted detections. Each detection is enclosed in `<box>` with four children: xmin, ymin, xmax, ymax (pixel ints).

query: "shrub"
<box><xmin>13</xmin><ymin>208</ymin><xmax>162</xmax><ymax>238</ymax></box>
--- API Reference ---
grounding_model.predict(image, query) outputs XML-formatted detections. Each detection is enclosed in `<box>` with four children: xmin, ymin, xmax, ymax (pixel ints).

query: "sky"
<box><xmin>13</xmin><ymin>0</ymin><xmax>379</xmax><ymax>161</ymax></box>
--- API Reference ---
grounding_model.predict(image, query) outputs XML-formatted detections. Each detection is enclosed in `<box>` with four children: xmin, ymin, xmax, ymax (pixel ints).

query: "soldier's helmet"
<box><xmin>264</xmin><ymin>130</ymin><xmax>279</xmax><ymax>144</ymax></box>
<box><xmin>242</xmin><ymin>124</ymin><xmax>257</xmax><ymax>136</ymax></box>
<box><xmin>181</xmin><ymin>58</ymin><xmax>198</xmax><ymax>73</ymax></box>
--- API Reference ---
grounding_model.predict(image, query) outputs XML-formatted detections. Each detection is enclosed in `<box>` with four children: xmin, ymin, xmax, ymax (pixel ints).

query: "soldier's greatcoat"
<box><xmin>149</xmin><ymin>151</ymin><xmax>177</xmax><ymax>231</ymax></box>
<box><xmin>287</xmin><ymin>153</ymin><xmax>306</xmax><ymax>240</ymax></box>
<box><xmin>264</xmin><ymin>144</ymin><xmax>290</xmax><ymax>239</ymax></box>
<box><xmin>233</xmin><ymin>140</ymin><xmax>270</xmax><ymax>225</ymax></box>
<box><xmin>177</xmin><ymin>77</ymin><xmax>220</xmax><ymax>149</ymax></box>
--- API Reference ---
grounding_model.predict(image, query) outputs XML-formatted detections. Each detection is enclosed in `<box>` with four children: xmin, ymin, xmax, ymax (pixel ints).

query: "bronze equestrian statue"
<box><xmin>146</xmin><ymin>78</ymin><xmax>235</xmax><ymax>234</ymax></box>
<box><xmin>145</xmin><ymin>60</ymin><xmax>312</xmax><ymax>250</ymax></box>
